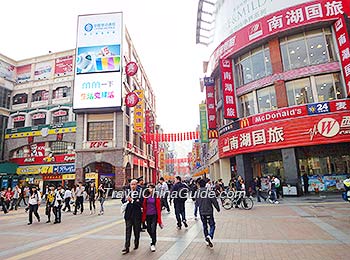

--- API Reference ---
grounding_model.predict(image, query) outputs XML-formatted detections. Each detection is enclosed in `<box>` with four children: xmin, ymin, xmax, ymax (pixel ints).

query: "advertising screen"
<box><xmin>73</xmin><ymin>12</ymin><xmax>123</xmax><ymax>110</ymax></box>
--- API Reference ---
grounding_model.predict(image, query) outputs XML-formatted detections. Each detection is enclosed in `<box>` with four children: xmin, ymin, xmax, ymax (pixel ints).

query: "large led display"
<box><xmin>73</xmin><ymin>12</ymin><xmax>123</xmax><ymax>110</ymax></box>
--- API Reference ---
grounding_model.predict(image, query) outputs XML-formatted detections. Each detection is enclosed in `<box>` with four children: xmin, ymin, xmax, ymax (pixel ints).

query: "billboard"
<box><xmin>34</xmin><ymin>61</ymin><xmax>53</xmax><ymax>80</ymax></box>
<box><xmin>0</xmin><ymin>60</ymin><xmax>16</xmax><ymax>81</ymax></box>
<box><xmin>16</xmin><ymin>64</ymin><xmax>32</xmax><ymax>83</ymax></box>
<box><xmin>73</xmin><ymin>12</ymin><xmax>123</xmax><ymax>110</ymax></box>
<box><xmin>55</xmin><ymin>56</ymin><xmax>74</xmax><ymax>76</ymax></box>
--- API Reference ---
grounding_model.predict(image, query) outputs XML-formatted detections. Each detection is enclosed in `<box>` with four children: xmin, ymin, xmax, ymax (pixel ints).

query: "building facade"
<box><xmin>1</xmin><ymin>15</ymin><xmax>158</xmax><ymax>190</ymax></box>
<box><xmin>197</xmin><ymin>0</ymin><xmax>350</xmax><ymax>194</ymax></box>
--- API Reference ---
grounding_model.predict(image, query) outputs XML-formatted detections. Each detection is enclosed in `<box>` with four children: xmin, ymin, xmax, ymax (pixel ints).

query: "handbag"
<box><xmin>121</xmin><ymin>201</ymin><xmax>129</xmax><ymax>214</ymax></box>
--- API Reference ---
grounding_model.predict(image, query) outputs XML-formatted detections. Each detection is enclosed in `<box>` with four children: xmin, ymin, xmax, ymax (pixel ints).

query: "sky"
<box><xmin>0</xmin><ymin>0</ymin><xmax>210</xmax><ymax>157</ymax></box>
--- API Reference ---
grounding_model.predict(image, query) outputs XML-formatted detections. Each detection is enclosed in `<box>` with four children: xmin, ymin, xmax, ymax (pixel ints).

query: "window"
<box><xmin>32</xmin><ymin>90</ymin><xmax>49</xmax><ymax>102</ymax></box>
<box><xmin>315</xmin><ymin>73</ymin><xmax>343</xmax><ymax>101</ymax></box>
<box><xmin>236</xmin><ymin>45</ymin><xmax>272</xmax><ymax>86</ymax></box>
<box><xmin>31</xmin><ymin>113</ymin><xmax>46</xmax><ymax>126</ymax></box>
<box><xmin>257</xmin><ymin>86</ymin><xmax>277</xmax><ymax>113</ymax></box>
<box><xmin>286</xmin><ymin>78</ymin><xmax>313</xmax><ymax>106</ymax></box>
<box><xmin>280</xmin><ymin>28</ymin><xmax>335</xmax><ymax>71</ymax></box>
<box><xmin>50</xmin><ymin>141</ymin><xmax>74</xmax><ymax>154</ymax></box>
<box><xmin>13</xmin><ymin>93</ymin><xmax>28</xmax><ymax>105</ymax></box>
<box><xmin>52</xmin><ymin>110</ymin><xmax>69</xmax><ymax>124</ymax></box>
<box><xmin>14</xmin><ymin>120</ymin><xmax>25</xmax><ymax>128</ymax></box>
<box><xmin>239</xmin><ymin>92</ymin><xmax>256</xmax><ymax>117</ymax></box>
<box><xmin>88</xmin><ymin>121</ymin><xmax>113</xmax><ymax>141</ymax></box>
<box><xmin>0</xmin><ymin>87</ymin><xmax>11</xmax><ymax>109</ymax></box>
<box><xmin>53</xmin><ymin>86</ymin><xmax>70</xmax><ymax>99</ymax></box>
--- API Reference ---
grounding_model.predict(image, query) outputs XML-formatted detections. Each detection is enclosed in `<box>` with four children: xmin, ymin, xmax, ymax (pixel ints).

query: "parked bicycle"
<box><xmin>222</xmin><ymin>191</ymin><xmax>254</xmax><ymax>210</ymax></box>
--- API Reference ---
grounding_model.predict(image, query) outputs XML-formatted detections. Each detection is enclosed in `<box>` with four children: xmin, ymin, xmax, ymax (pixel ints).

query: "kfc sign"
<box><xmin>125</xmin><ymin>62</ymin><xmax>138</xmax><ymax>77</ymax></box>
<box><xmin>87</xmin><ymin>141</ymin><xmax>113</xmax><ymax>149</ymax></box>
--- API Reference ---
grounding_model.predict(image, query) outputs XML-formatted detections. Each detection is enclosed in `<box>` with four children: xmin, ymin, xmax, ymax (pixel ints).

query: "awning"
<box><xmin>0</xmin><ymin>162</ymin><xmax>18</xmax><ymax>175</ymax></box>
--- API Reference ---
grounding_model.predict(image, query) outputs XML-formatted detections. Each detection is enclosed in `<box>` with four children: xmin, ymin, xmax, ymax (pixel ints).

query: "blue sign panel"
<box><xmin>53</xmin><ymin>164</ymin><xmax>75</xmax><ymax>174</ymax></box>
<box><xmin>307</xmin><ymin>102</ymin><xmax>330</xmax><ymax>115</ymax></box>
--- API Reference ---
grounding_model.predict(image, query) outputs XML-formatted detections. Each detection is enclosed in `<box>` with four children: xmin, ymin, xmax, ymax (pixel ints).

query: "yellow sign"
<box><xmin>193</xmin><ymin>168</ymin><xmax>208</xmax><ymax>177</ymax></box>
<box><xmin>85</xmin><ymin>173</ymin><xmax>98</xmax><ymax>179</ymax></box>
<box><xmin>5</xmin><ymin>127</ymin><xmax>76</xmax><ymax>139</ymax></box>
<box><xmin>133</xmin><ymin>89</ymin><xmax>144</xmax><ymax>133</ymax></box>
<box><xmin>62</xmin><ymin>174</ymin><xmax>76</xmax><ymax>180</ymax></box>
<box><xmin>17</xmin><ymin>165</ymin><xmax>53</xmax><ymax>175</ymax></box>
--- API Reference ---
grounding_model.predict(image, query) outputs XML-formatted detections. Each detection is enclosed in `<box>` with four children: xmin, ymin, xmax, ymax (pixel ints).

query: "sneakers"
<box><xmin>268</xmin><ymin>199</ymin><xmax>273</xmax><ymax>204</ymax></box>
<box><xmin>182</xmin><ymin>220</ymin><xmax>188</xmax><ymax>228</ymax></box>
<box><xmin>177</xmin><ymin>225</ymin><xmax>182</xmax><ymax>230</ymax></box>
<box><xmin>205</xmin><ymin>235</ymin><xmax>213</xmax><ymax>248</ymax></box>
<box><xmin>274</xmin><ymin>201</ymin><xmax>280</xmax><ymax>204</ymax></box>
<box><xmin>150</xmin><ymin>245</ymin><xmax>156</xmax><ymax>252</ymax></box>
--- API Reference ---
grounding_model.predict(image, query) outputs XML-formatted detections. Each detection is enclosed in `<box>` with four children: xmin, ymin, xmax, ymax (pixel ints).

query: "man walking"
<box><xmin>121</xmin><ymin>179</ymin><xmax>143</xmax><ymax>255</ymax></box>
<box><xmin>195</xmin><ymin>179</ymin><xmax>220</xmax><ymax>248</ymax></box>
<box><xmin>171</xmin><ymin>176</ymin><xmax>189</xmax><ymax>229</ymax></box>
<box><xmin>158</xmin><ymin>177</ymin><xmax>170</xmax><ymax>213</ymax></box>
<box><xmin>11</xmin><ymin>185</ymin><xmax>21</xmax><ymax>210</ymax></box>
<box><xmin>53</xmin><ymin>185</ymin><xmax>63</xmax><ymax>224</ymax></box>
<box><xmin>73</xmin><ymin>182</ymin><xmax>85</xmax><ymax>215</ymax></box>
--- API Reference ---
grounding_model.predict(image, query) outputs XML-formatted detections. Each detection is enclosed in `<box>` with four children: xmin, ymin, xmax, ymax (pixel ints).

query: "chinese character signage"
<box><xmin>219</xmin><ymin>111</ymin><xmax>350</xmax><ymax>158</ymax></box>
<box><xmin>73</xmin><ymin>12</ymin><xmax>123</xmax><ymax>110</ymax></box>
<box><xmin>209</xmin><ymin>0</ymin><xmax>348</xmax><ymax>72</ymax></box>
<box><xmin>55</xmin><ymin>56</ymin><xmax>73</xmax><ymax>77</ymax></box>
<box><xmin>220</xmin><ymin>59</ymin><xmax>237</xmax><ymax>119</ymax></box>
<box><xmin>125</xmin><ymin>92</ymin><xmax>139</xmax><ymax>107</ymax></box>
<box><xmin>334</xmin><ymin>15</ymin><xmax>350</xmax><ymax>96</ymax></box>
<box><xmin>125</xmin><ymin>61</ymin><xmax>138</xmax><ymax>76</ymax></box>
<box><xmin>199</xmin><ymin>104</ymin><xmax>209</xmax><ymax>143</ymax></box>
<box><xmin>133</xmin><ymin>89</ymin><xmax>144</xmax><ymax>133</ymax></box>
<box><xmin>204</xmin><ymin>77</ymin><xmax>217</xmax><ymax>129</ymax></box>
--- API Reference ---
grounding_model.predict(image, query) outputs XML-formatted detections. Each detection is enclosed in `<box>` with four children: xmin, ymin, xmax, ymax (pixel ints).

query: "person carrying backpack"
<box><xmin>171</xmin><ymin>176</ymin><xmax>189</xmax><ymax>229</ymax></box>
<box><xmin>53</xmin><ymin>185</ymin><xmax>63</xmax><ymax>224</ymax></box>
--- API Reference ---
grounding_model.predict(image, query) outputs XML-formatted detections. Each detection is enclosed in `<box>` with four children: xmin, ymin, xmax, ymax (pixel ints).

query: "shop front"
<box><xmin>219</xmin><ymin>100</ymin><xmax>350</xmax><ymax>196</ymax></box>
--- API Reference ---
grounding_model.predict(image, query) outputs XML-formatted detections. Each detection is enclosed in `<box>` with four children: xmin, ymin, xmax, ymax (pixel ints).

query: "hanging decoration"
<box><xmin>142</xmin><ymin>131</ymin><xmax>200</xmax><ymax>142</ymax></box>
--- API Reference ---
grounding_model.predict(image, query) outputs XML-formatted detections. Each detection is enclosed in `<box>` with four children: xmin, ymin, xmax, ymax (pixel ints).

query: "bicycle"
<box><xmin>222</xmin><ymin>191</ymin><xmax>254</xmax><ymax>210</ymax></box>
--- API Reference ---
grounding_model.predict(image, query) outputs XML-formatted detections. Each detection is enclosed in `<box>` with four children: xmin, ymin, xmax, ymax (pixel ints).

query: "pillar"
<box><xmin>236</xmin><ymin>154</ymin><xmax>253</xmax><ymax>191</ymax></box>
<box><xmin>219</xmin><ymin>158</ymin><xmax>231</xmax><ymax>185</ymax></box>
<box><xmin>281</xmin><ymin>148</ymin><xmax>301</xmax><ymax>195</ymax></box>
<box><xmin>115</xmin><ymin>166</ymin><xmax>125</xmax><ymax>189</ymax></box>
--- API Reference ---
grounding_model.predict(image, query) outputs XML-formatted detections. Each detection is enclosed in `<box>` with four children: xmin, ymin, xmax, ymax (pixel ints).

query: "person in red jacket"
<box><xmin>142</xmin><ymin>183</ymin><xmax>163</xmax><ymax>252</ymax></box>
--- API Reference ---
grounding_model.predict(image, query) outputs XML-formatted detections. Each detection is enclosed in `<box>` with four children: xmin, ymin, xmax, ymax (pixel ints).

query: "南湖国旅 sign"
<box><xmin>73</xmin><ymin>12</ymin><xmax>123</xmax><ymax>111</ymax></box>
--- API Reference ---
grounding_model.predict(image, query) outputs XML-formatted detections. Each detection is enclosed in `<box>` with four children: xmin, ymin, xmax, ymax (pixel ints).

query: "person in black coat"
<box><xmin>121</xmin><ymin>179</ymin><xmax>143</xmax><ymax>255</ymax></box>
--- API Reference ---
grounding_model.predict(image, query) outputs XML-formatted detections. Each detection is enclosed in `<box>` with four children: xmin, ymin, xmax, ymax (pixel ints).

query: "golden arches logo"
<box><xmin>240</xmin><ymin>118</ymin><xmax>250</xmax><ymax>128</ymax></box>
<box><xmin>208</xmin><ymin>130</ymin><xmax>218</xmax><ymax>139</ymax></box>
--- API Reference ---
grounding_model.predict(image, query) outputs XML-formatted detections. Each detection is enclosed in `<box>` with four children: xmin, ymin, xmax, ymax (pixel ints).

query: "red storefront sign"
<box><xmin>219</xmin><ymin>111</ymin><xmax>350</xmax><ymax>158</ymax></box>
<box><xmin>133</xmin><ymin>157</ymin><xmax>148</xmax><ymax>167</ymax></box>
<box><xmin>10</xmin><ymin>154</ymin><xmax>75</xmax><ymax>165</ymax></box>
<box><xmin>209</xmin><ymin>0</ymin><xmax>348</xmax><ymax>72</ymax></box>
<box><xmin>42</xmin><ymin>174</ymin><xmax>62</xmax><ymax>181</ymax></box>
<box><xmin>13</xmin><ymin>115</ymin><xmax>25</xmax><ymax>122</ymax></box>
<box><xmin>334</xmin><ymin>15</ymin><xmax>350</xmax><ymax>96</ymax></box>
<box><xmin>204</xmin><ymin>77</ymin><xmax>217</xmax><ymax>129</ymax></box>
<box><xmin>145</xmin><ymin>110</ymin><xmax>151</xmax><ymax>143</ymax></box>
<box><xmin>55</xmin><ymin>56</ymin><xmax>73</xmax><ymax>76</ymax></box>
<box><xmin>53</xmin><ymin>110</ymin><xmax>68</xmax><ymax>117</ymax></box>
<box><xmin>125</xmin><ymin>92</ymin><xmax>139</xmax><ymax>107</ymax></box>
<box><xmin>32</xmin><ymin>113</ymin><xmax>46</xmax><ymax>120</ymax></box>
<box><xmin>125</xmin><ymin>62</ymin><xmax>138</xmax><ymax>77</ymax></box>
<box><xmin>220</xmin><ymin>59</ymin><xmax>237</xmax><ymax>119</ymax></box>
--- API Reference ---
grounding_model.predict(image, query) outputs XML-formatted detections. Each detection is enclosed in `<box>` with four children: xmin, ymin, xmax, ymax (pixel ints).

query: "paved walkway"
<box><xmin>0</xmin><ymin>196</ymin><xmax>349</xmax><ymax>260</ymax></box>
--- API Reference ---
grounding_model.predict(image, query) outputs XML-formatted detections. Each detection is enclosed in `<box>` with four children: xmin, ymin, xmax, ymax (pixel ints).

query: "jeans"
<box><xmin>174</xmin><ymin>201</ymin><xmax>186</xmax><ymax>226</ymax></box>
<box><xmin>146</xmin><ymin>214</ymin><xmax>158</xmax><ymax>245</ymax></box>
<box><xmin>53</xmin><ymin>204</ymin><xmax>62</xmax><ymax>222</ymax></box>
<box><xmin>270</xmin><ymin>189</ymin><xmax>277</xmax><ymax>202</ymax></box>
<box><xmin>125</xmin><ymin>217</ymin><xmax>141</xmax><ymax>249</ymax></box>
<box><xmin>99</xmin><ymin>197</ymin><xmax>105</xmax><ymax>213</ymax></box>
<box><xmin>89</xmin><ymin>199</ymin><xmax>96</xmax><ymax>211</ymax></box>
<box><xmin>29</xmin><ymin>204</ymin><xmax>40</xmax><ymax>223</ymax></box>
<box><xmin>1</xmin><ymin>199</ymin><xmax>8</xmax><ymax>213</ymax></box>
<box><xmin>194</xmin><ymin>202</ymin><xmax>199</xmax><ymax>217</ymax></box>
<box><xmin>74</xmin><ymin>196</ymin><xmax>84</xmax><ymax>214</ymax></box>
<box><xmin>200</xmin><ymin>214</ymin><xmax>216</xmax><ymax>239</ymax></box>
<box><xmin>11</xmin><ymin>198</ymin><xmax>19</xmax><ymax>210</ymax></box>
<box><xmin>46</xmin><ymin>205</ymin><xmax>53</xmax><ymax>221</ymax></box>
<box><xmin>161</xmin><ymin>194</ymin><xmax>170</xmax><ymax>212</ymax></box>
<box><xmin>63</xmin><ymin>197</ymin><xmax>71</xmax><ymax>211</ymax></box>
<box><xmin>19</xmin><ymin>196</ymin><xmax>27</xmax><ymax>206</ymax></box>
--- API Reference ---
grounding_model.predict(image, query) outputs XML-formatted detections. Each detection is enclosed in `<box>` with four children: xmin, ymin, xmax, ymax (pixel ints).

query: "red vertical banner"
<box><xmin>220</xmin><ymin>59</ymin><xmax>238</xmax><ymax>119</ymax></box>
<box><xmin>204</xmin><ymin>77</ymin><xmax>217</xmax><ymax>129</ymax></box>
<box><xmin>334</xmin><ymin>15</ymin><xmax>350</xmax><ymax>97</ymax></box>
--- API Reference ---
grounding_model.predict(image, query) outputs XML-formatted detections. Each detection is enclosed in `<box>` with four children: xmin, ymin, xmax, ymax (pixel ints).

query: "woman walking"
<box><xmin>141</xmin><ymin>183</ymin><xmax>163</xmax><ymax>252</ymax></box>
<box><xmin>88</xmin><ymin>182</ymin><xmax>96</xmax><ymax>215</ymax></box>
<box><xmin>96</xmin><ymin>184</ymin><xmax>106</xmax><ymax>215</ymax></box>
<box><xmin>28</xmin><ymin>186</ymin><xmax>41</xmax><ymax>225</ymax></box>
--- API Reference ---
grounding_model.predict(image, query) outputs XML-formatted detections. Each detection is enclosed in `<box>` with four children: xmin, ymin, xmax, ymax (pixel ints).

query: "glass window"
<box><xmin>280</xmin><ymin>28</ymin><xmax>335</xmax><ymax>71</ymax></box>
<box><xmin>239</xmin><ymin>92</ymin><xmax>256</xmax><ymax>117</ymax></box>
<box><xmin>52</xmin><ymin>110</ymin><xmax>69</xmax><ymax>124</ymax></box>
<box><xmin>32</xmin><ymin>90</ymin><xmax>49</xmax><ymax>102</ymax></box>
<box><xmin>53</xmin><ymin>87</ymin><xmax>70</xmax><ymax>99</ymax></box>
<box><xmin>236</xmin><ymin>46</ymin><xmax>272</xmax><ymax>86</ymax></box>
<box><xmin>286</xmin><ymin>78</ymin><xmax>313</xmax><ymax>106</ymax></box>
<box><xmin>0</xmin><ymin>87</ymin><xmax>11</xmax><ymax>109</ymax></box>
<box><xmin>88</xmin><ymin>121</ymin><xmax>113</xmax><ymax>141</ymax></box>
<box><xmin>257</xmin><ymin>86</ymin><xmax>277</xmax><ymax>113</ymax></box>
<box><xmin>32</xmin><ymin>113</ymin><xmax>46</xmax><ymax>126</ymax></box>
<box><xmin>13</xmin><ymin>93</ymin><xmax>28</xmax><ymax>105</ymax></box>
<box><xmin>50</xmin><ymin>141</ymin><xmax>74</xmax><ymax>154</ymax></box>
<box><xmin>14</xmin><ymin>121</ymin><xmax>25</xmax><ymax>128</ymax></box>
<box><xmin>315</xmin><ymin>73</ymin><xmax>344</xmax><ymax>101</ymax></box>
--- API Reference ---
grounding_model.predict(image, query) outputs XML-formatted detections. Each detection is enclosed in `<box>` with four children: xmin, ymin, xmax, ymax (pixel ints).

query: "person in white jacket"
<box><xmin>27</xmin><ymin>186</ymin><xmax>41</xmax><ymax>225</ymax></box>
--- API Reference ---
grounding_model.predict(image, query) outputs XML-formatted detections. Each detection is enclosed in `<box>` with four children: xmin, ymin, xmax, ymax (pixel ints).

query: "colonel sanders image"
<box><xmin>30</xmin><ymin>143</ymin><xmax>44</xmax><ymax>157</ymax></box>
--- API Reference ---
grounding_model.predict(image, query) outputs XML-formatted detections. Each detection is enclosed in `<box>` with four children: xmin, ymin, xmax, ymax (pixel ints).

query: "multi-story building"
<box><xmin>1</xmin><ymin>13</ymin><xmax>158</xmax><ymax>190</ymax></box>
<box><xmin>197</xmin><ymin>0</ymin><xmax>350</xmax><ymax>194</ymax></box>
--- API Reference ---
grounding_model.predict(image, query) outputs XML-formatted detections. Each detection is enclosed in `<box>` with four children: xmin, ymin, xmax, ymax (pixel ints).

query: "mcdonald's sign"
<box><xmin>239</xmin><ymin>118</ymin><xmax>251</xmax><ymax>128</ymax></box>
<box><xmin>208</xmin><ymin>129</ymin><xmax>218</xmax><ymax>139</ymax></box>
